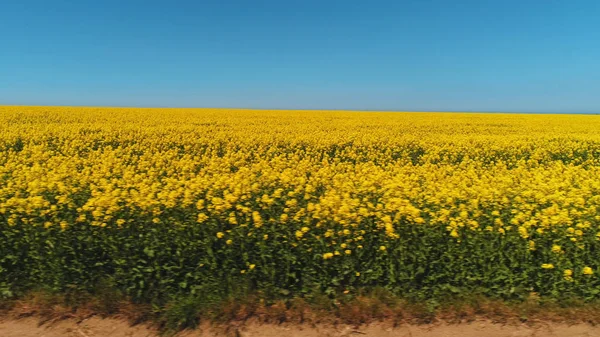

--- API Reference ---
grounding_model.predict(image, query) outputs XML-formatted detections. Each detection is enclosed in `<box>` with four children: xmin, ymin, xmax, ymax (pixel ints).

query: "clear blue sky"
<box><xmin>1</xmin><ymin>0</ymin><xmax>599</xmax><ymax>112</ymax></box>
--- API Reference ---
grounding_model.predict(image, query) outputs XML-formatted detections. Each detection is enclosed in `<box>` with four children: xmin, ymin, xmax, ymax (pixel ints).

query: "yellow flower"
<box><xmin>301</xmin><ymin>226</ymin><xmax>310</xmax><ymax>233</ymax></box>
<box><xmin>226</xmin><ymin>239</ymin><xmax>233</xmax><ymax>245</ymax></box>
<box><xmin>295</xmin><ymin>230</ymin><xmax>304</xmax><ymax>239</ymax></box>
<box><xmin>379</xmin><ymin>246</ymin><xmax>387</xmax><ymax>251</ymax></box>
<box><xmin>323</xmin><ymin>252</ymin><xmax>334</xmax><ymax>260</ymax></box>
<box><xmin>551</xmin><ymin>245</ymin><xmax>562</xmax><ymax>254</ymax></box>
<box><xmin>564</xmin><ymin>269</ymin><xmax>573</xmax><ymax>281</ymax></box>
<box><xmin>216</xmin><ymin>232</ymin><xmax>224</xmax><ymax>239</ymax></box>
<box><xmin>249</xmin><ymin>264</ymin><xmax>256</xmax><ymax>270</ymax></box>
<box><xmin>197</xmin><ymin>213</ymin><xmax>208</xmax><ymax>223</ymax></box>
<box><xmin>518</xmin><ymin>226</ymin><xmax>528</xmax><ymax>239</ymax></box>
<box><xmin>583</xmin><ymin>267</ymin><xmax>594</xmax><ymax>275</ymax></box>
<box><xmin>252</xmin><ymin>211</ymin><xmax>263</xmax><ymax>228</ymax></box>
<box><xmin>541</xmin><ymin>263</ymin><xmax>554</xmax><ymax>269</ymax></box>
<box><xmin>345</xmin><ymin>250</ymin><xmax>352</xmax><ymax>255</ymax></box>
<box><xmin>355</xmin><ymin>272</ymin><xmax>360</xmax><ymax>277</ymax></box>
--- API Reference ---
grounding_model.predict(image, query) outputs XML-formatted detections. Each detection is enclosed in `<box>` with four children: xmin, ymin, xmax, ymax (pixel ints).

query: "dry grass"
<box><xmin>3</xmin><ymin>290</ymin><xmax>600</xmax><ymax>334</ymax></box>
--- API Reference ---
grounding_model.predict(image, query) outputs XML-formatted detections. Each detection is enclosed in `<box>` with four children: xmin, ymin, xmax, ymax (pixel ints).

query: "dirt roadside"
<box><xmin>1</xmin><ymin>317</ymin><xmax>600</xmax><ymax>337</ymax></box>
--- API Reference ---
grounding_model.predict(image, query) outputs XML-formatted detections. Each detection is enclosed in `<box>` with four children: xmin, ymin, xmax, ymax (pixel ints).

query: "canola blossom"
<box><xmin>1</xmin><ymin>106</ymin><xmax>600</xmax><ymax>301</ymax></box>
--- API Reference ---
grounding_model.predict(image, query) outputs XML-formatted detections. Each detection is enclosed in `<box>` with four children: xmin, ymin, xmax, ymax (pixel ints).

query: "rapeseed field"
<box><xmin>2</xmin><ymin>106</ymin><xmax>600</xmax><ymax>303</ymax></box>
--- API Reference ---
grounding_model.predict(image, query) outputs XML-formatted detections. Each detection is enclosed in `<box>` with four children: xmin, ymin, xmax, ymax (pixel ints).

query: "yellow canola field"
<box><xmin>2</xmin><ymin>106</ymin><xmax>600</xmax><ymax>300</ymax></box>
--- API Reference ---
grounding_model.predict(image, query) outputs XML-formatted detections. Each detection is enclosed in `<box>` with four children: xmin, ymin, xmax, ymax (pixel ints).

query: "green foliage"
<box><xmin>2</xmin><ymin>217</ymin><xmax>599</xmax><ymax>305</ymax></box>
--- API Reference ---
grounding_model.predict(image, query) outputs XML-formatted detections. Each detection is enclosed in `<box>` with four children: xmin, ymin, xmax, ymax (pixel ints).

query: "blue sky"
<box><xmin>1</xmin><ymin>0</ymin><xmax>599</xmax><ymax>112</ymax></box>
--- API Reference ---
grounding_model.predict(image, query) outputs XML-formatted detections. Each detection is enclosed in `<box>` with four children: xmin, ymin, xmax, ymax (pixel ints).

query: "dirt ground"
<box><xmin>1</xmin><ymin>317</ymin><xmax>600</xmax><ymax>337</ymax></box>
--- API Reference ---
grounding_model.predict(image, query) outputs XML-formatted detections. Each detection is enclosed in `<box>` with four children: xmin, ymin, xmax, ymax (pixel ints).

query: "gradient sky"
<box><xmin>1</xmin><ymin>0</ymin><xmax>599</xmax><ymax>112</ymax></box>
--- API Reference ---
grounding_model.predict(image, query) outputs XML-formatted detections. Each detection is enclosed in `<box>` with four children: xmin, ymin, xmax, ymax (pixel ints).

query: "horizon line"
<box><xmin>1</xmin><ymin>104</ymin><xmax>599</xmax><ymax>116</ymax></box>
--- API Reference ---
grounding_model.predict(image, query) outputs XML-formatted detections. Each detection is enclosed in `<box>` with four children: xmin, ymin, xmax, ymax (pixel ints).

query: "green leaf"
<box><xmin>143</xmin><ymin>248</ymin><xmax>155</xmax><ymax>258</ymax></box>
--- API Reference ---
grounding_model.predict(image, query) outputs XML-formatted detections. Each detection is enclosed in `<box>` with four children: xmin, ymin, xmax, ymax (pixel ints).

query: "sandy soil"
<box><xmin>1</xmin><ymin>317</ymin><xmax>600</xmax><ymax>337</ymax></box>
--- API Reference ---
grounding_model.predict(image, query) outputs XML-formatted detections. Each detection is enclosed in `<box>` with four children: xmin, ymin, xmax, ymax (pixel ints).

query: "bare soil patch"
<box><xmin>1</xmin><ymin>317</ymin><xmax>599</xmax><ymax>337</ymax></box>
